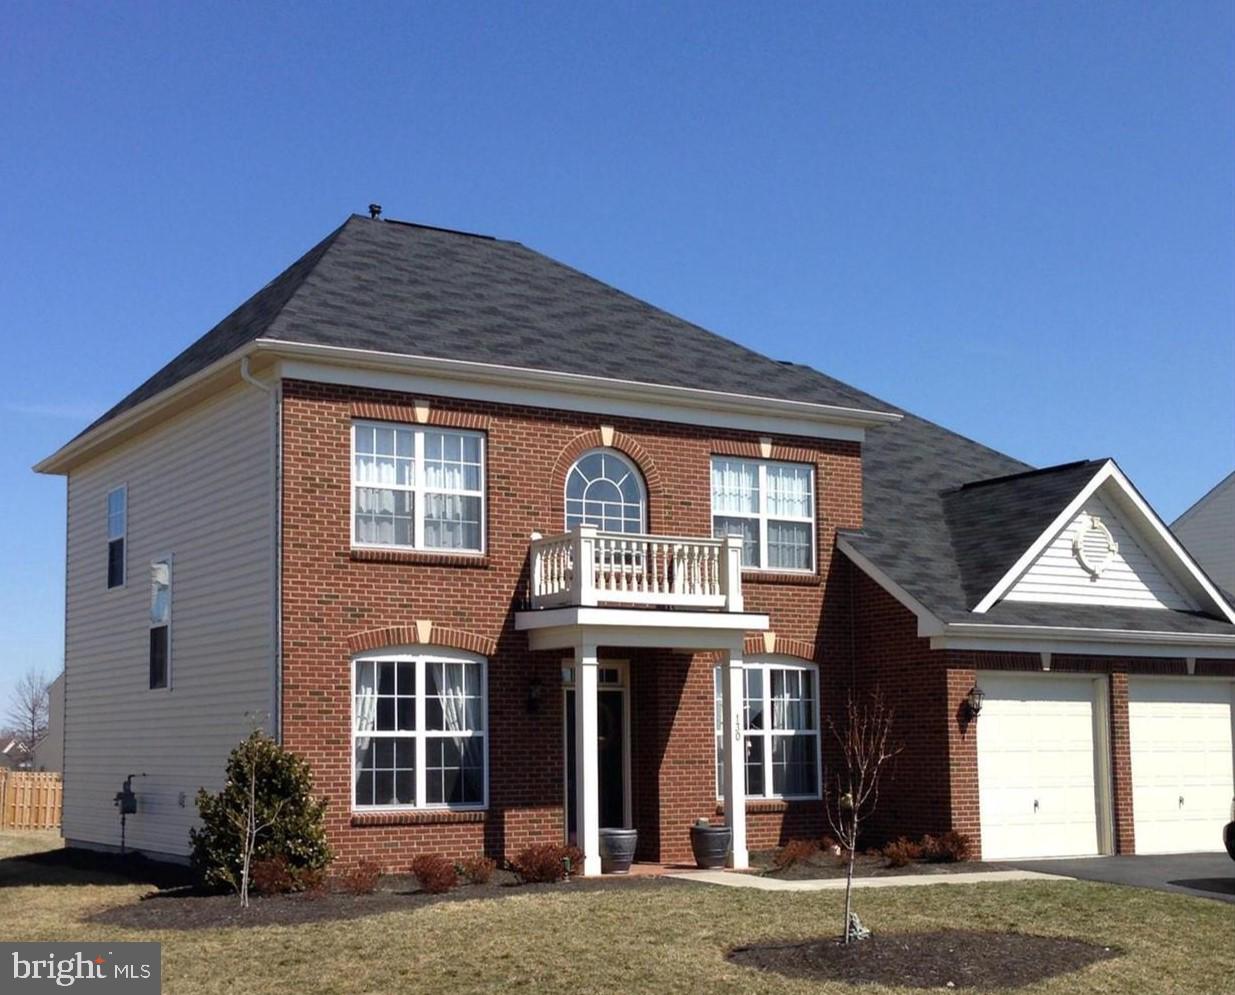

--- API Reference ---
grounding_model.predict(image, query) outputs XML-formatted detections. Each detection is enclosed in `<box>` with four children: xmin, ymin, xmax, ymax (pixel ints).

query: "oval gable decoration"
<box><xmin>1072</xmin><ymin>514</ymin><xmax>1118</xmax><ymax>579</ymax></box>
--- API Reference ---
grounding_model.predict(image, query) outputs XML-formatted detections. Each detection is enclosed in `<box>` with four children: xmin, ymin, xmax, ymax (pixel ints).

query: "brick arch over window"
<box><xmin>346</xmin><ymin>623</ymin><xmax>497</xmax><ymax>657</ymax></box>
<box><xmin>550</xmin><ymin>429</ymin><xmax>665</xmax><ymax>531</ymax></box>
<box><xmin>744</xmin><ymin>632</ymin><xmax>818</xmax><ymax>663</ymax></box>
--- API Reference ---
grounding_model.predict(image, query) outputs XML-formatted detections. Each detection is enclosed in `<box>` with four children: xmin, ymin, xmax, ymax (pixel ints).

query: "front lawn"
<box><xmin>1</xmin><ymin>832</ymin><xmax>1231</xmax><ymax>994</ymax></box>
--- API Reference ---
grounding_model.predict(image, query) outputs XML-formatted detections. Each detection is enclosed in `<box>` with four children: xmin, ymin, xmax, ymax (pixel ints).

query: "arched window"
<box><xmin>565</xmin><ymin>449</ymin><xmax>647</xmax><ymax>533</ymax></box>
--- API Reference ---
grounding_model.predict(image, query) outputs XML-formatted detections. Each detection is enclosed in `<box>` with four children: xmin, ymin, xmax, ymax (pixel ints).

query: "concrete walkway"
<box><xmin>666</xmin><ymin>867</ymin><xmax>1067</xmax><ymax>891</ymax></box>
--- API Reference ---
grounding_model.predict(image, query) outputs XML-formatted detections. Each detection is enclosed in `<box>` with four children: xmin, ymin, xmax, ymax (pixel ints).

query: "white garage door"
<box><xmin>1129</xmin><ymin>679</ymin><xmax>1234</xmax><ymax>855</ymax></box>
<box><xmin>977</xmin><ymin>674</ymin><xmax>1102</xmax><ymax>860</ymax></box>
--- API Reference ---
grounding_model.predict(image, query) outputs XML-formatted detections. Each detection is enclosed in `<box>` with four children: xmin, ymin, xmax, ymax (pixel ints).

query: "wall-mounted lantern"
<box><xmin>964</xmin><ymin>685</ymin><xmax>986</xmax><ymax>721</ymax></box>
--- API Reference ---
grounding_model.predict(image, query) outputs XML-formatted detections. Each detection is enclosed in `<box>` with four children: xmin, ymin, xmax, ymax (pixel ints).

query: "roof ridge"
<box><xmin>954</xmin><ymin>458</ymin><xmax>1102</xmax><ymax>492</ymax></box>
<box><xmin>369</xmin><ymin>215</ymin><xmax>498</xmax><ymax>241</ymax></box>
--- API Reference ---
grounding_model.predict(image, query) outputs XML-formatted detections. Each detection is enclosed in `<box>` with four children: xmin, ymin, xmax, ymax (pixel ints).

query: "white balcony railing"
<box><xmin>528</xmin><ymin>525</ymin><xmax>745</xmax><ymax>612</ymax></box>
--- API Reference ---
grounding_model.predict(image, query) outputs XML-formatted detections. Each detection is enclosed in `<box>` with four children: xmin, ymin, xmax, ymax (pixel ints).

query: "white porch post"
<box><xmin>721</xmin><ymin>534</ymin><xmax>744</xmax><ymax>612</ymax></box>
<box><xmin>573</xmin><ymin>524</ymin><xmax>598</xmax><ymax>607</ymax></box>
<box><xmin>574</xmin><ymin>639</ymin><xmax>602</xmax><ymax>876</ymax></box>
<box><xmin>721</xmin><ymin>640</ymin><xmax>749</xmax><ymax>869</ymax></box>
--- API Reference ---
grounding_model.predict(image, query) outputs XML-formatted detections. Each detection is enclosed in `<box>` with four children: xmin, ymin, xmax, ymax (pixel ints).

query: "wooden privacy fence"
<box><xmin>0</xmin><ymin>771</ymin><xmax>63</xmax><ymax>829</ymax></box>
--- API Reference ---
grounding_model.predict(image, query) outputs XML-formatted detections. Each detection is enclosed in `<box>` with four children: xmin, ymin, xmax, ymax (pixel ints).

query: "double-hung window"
<box><xmin>106</xmin><ymin>486</ymin><xmax>126</xmax><ymax>588</ymax></box>
<box><xmin>149</xmin><ymin>556</ymin><xmax>172</xmax><ymax>690</ymax></box>
<box><xmin>352</xmin><ymin>649</ymin><xmax>487</xmax><ymax>810</ymax></box>
<box><xmin>351</xmin><ymin>422</ymin><xmax>485</xmax><ymax>553</ymax></box>
<box><xmin>714</xmin><ymin>657</ymin><xmax>820</xmax><ymax>800</ymax></box>
<box><xmin>710</xmin><ymin>458</ymin><xmax>815</xmax><ymax>571</ymax></box>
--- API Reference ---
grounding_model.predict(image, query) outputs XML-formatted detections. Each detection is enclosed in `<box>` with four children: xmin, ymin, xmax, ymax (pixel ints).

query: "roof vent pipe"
<box><xmin>369</xmin><ymin>203</ymin><xmax>382</xmax><ymax>220</ymax></box>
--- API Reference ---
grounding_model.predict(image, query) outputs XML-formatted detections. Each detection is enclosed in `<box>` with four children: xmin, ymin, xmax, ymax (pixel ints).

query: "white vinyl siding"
<box><xmin>1172</xmin><ymin>473</ymin><xmax>1235</xmax><ymax>593</ymax></box>
<box><xmin>711</xmin><ymin>458</ymin><xmax>815</xmax><ymax>572</ymax></box>
<box><xmin>351</xmin><ymin>421</ymin><xmax>485</xmax><ymax>553</ymax></box>
<box><xmin>62</xmin><ymin>384</ymin><xmax>276</xmax><ymax>857</ymax></box>
<box><xmin>1004</xmin><ymin>492</ymin><xmax>1195</xmax><ymax>610</ymax></box>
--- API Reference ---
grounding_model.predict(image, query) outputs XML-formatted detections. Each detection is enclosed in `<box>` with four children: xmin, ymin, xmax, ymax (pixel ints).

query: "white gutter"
<box><xmin>940</xmin><ymin>621</ymin><xmax>1235</xmax><ymax>648</ymax></box>
<box><xmin>252</xmin><ymin>339</ymin><xmax>902</xmax><ymax>430</ymax></box>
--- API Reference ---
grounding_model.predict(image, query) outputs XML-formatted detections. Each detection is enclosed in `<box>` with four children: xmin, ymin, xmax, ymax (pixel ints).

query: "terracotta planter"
<box><xmin>690</xmin><ymin>824</ymin><xmax>731</xmax><ymax>868</ymax></box>
<box><xmin>599</xmin><ymin>828</ymin><xmax>638</xmax><ymax>874</ymax></box>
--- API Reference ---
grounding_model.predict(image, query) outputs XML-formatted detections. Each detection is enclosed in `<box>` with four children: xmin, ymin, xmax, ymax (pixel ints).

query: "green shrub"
<box><xmin>189</xmin><ymin>730</ymin><xmax>332</xmax><ymax>893</ymax></box>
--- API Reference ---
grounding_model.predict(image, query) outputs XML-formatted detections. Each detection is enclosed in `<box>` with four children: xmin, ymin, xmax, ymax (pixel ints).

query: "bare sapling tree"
<box><xmin>6</xmin><ymin>668</ymin><xmax>51</xmax><ymax>762</ymax></box>
<box><xmin>825</xmin><ymin>688</ymin><xmax>901</xmax><ymax>944</ymax></box>
<box><xmin>233</xmin><ymin>755</ymin><xmax>284</xmax><ymax>909</ymax></box>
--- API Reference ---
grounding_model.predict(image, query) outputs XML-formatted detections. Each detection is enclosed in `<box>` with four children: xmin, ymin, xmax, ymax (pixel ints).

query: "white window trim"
<box><xmin>350</xmin><ymin>647</ymin><xmax>490</xmax><ymax>813</ymax></box>
<box><xmin>710</xmin><ymin>457</ymin><xmax>816</xmax><ymax>573</ymax></box>
<box><xmin>106</xmin><ymin>484</ymin><xmax>127</xmax><ymax>589</ymax></box>
<box><xmin>564</xmin><ymin>447</ymin><xmax>648</xmax><ymax>533</ymax></box>
<box><xmin>715</xmin><ymin>655</ymin><xmax>822</xmax><ymax>801</ymax></box>
<box><xmin>350</xmin><ymin>421</ymin><xmax>487</xmax><ymax>555</ymax></box>
<box><xmin>149</xmin><ymin>552</ymin><xmax>172</xmax><ymax>692</ymax></box>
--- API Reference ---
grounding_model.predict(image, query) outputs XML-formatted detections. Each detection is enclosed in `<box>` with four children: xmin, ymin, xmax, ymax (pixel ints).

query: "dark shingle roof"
<box><xmin>74</xmin><ymin>213</ymin><xmax>1233</xmax><ymax>639</ymax></box>
<box><xmin>79</xmin><ymin>215</ymin><xmax>887</xmax><ymax>442</ymax></box>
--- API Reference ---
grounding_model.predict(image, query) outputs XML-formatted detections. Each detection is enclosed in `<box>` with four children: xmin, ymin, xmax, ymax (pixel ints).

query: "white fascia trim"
<box><xmin>836</xmin><ymin>536</ymin><xmax>945</xmax><ymax>638</ymax></box>
<box><xmin>258</xmin><ymin>339</ymin><xmax>901</xmax><ymax>441</ymax></box>
<box><xmin>933</xmin><ymin>622</ymin><xmax>1235</xmax><ymax>659</ymax></box>
<box><xmin>972</xmin><ymin>460</ymin><xmax>1235</xmax><ymax>625</ymax></box>
<box><xmin>34</xmin><ymin>342</ymin><xmax>261</xmax><ymax>475</ymax></box>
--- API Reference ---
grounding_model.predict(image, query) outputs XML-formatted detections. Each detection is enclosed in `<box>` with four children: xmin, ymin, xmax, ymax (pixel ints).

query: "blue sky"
<box><xmin>2</xmin><ymin>2</ymin><xmax>1232</xmax><ymax>701</ymax></box>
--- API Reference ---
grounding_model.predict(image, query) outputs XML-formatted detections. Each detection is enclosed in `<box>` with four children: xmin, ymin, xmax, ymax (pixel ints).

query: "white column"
<box><xmin>574</xmin><ymin>639</ymin><xmax>602</xmax><ymax>876</ymax></box>
<box><xmin>721</xmin><ymin>641</ymin><xmax>748</xmax><ymax>869</ymax></box>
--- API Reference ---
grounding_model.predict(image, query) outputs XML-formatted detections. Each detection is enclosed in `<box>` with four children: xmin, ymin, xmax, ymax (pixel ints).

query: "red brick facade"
<box><xmin>279</xmin><ymin>378</ymin><xmax>862</xmax><ymax>870</ymax></box>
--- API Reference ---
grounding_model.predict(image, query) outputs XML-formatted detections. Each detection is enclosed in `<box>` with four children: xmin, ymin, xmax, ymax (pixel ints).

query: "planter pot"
<box><xmin>690</xmin><ymin>824</ymin><xmax>732</xmax><ymax>869</ymax></box>
<box><xmin>598</xmin><ymin>828</ymin><xmax>638</xmax><ymax>874</ymax></box>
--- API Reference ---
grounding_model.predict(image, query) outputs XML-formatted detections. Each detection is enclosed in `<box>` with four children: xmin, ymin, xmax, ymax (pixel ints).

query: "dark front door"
<box><xmin>565</xmin><ymin>687</ymin><xmax>627</xmax><ymax>839</ymax></box>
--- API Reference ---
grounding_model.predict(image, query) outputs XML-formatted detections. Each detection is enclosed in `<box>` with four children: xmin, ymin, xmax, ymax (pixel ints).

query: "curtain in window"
<box><xmin>354</xmin><ymin>662</ymin><xmax>378</xmax><ymax>795</ymax></box>
<box><xmin>766</xmin><ymin>464</ymin><xmax>812</xmax><ymax>517</ymax></box>
<box><xmin>711</xmin><ymin>459</ymin><xmax>759</xmax><ymax>514</ymax></box>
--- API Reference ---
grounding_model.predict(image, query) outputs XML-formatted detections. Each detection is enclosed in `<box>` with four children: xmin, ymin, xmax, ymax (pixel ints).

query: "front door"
<box><xmin>564</xmin><ymin>662</ymin><xmax>630</xmax><ymax>840</ymax></box>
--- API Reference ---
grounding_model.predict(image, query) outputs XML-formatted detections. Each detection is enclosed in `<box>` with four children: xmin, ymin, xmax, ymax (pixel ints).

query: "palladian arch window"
<box><xmin>565</xmin><ymin>449</ymin><xmax>647</xmax><ymax>533</ymax></box>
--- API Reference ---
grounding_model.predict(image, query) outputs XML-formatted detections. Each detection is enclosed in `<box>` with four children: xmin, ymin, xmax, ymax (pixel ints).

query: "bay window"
<box><xmin>714</xmin><ymin>657</ymin><xmax>821</xmax><ymax>800</ymax></box>
<box><xmin>352</xmin><ymin>649</ymin><xmax>487</xmax><ymax>810</ymax></box>
<box><xmin>710</xmin><ymin>457</ymin><xmax>815</xmax><ymax>571</ymax></box>
<box><xmin>352</xmin><ymin>421</ymin><xmax>485</xmax><ymax>553</ymax></box>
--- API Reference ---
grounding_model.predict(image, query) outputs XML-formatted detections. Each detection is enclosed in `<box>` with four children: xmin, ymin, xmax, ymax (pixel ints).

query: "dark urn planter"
<box><xmin>690</xmin><ymin>823</ymin><xmax>732</xmax><ymax>869</ymax></box>
<box><xmin>598</xmin><ymin>827</ymin><xmax>638</xmax><ymax>874</ymax></box>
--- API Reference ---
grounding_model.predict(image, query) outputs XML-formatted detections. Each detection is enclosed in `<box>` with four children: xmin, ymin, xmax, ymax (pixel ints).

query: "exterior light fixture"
<box><xmin>964</xmin><ymin>685</ymin><xmax>985</xmax><ymax>721</ymax></box>
<box><xmin>527</xmin><ymin>677</ymin><xmax>544</xmax><ymax>714</ymax></box>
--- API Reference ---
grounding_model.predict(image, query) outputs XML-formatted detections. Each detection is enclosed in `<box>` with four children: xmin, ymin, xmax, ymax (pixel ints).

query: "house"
<box><xmin>32</xmin><ymin>673</ymin><xmax>65</xmax><ymax>773</ymax></box>
<box><xmin>1172</xmin><ymin>471</ymin><xmax>1235</xmax><ymax>593</ymax></box>
<box><xmin>0</xmin><ymin>739</ymin><xmax>33</xmax><ymax>771</ymax></box>
<box><xmin>35</xmin><ymin>213</ymin><xmax>1235</xmax><ymax>871</ymax></box>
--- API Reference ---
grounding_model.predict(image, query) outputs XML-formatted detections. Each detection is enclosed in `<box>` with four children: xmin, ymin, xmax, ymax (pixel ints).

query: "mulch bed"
<box><xmin>87</xmin><ymin>872</ymin><xmax>691</xmax><ymax>931</ymax></box>
<box><xmin>728</xmin><ymin>930</ymin><xmax>1120</xmax><ymax>989</ymax></box>
<box><xmin>752</xmin><ymin>850</ymin><xmax>1014</xmax><ymax>880</ymax></box>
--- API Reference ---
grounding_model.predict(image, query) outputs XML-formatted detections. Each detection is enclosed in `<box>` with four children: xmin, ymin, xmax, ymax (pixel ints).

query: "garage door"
<box><xmin>977</xmin><ymin>674</ymin><xmax>1102</xmax><ymax>860</ymax></box>
<box><xmin>1128</xmin><ymin>680</ymin><xmax>1234</xmax><ymax>855</ymax></box>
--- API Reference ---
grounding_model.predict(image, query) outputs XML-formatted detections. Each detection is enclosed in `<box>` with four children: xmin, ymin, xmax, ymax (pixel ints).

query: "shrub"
<box><xmin>298</xmin><ymin>866</ymin><xmax>328</xmax><ymax>899</ymax></box>
<box><xmin>457</xmin><ymin>855</ymin><xmax>496</xmax><ymax>885</ymax></box>
<box><xmin>250</xmin><ymin>855</ymin><xmax>294</xmax><ymax>896</ymax></box>
<box><xmin>410</xmin><ymin>854</ymin><xmax>458</xmax><ymax>894</ymax></box>
<box><xmin>339</xmin><ymin>859</ymin><xmax>382</xmax><ymax>895</ymax></box>
<box><xmin>512</xmin><ymin>843</ymin><xmax>578</xmax><ymax>883</ymax></box>
<box><xmin>772</xmin><ymin>838</ymin><xmax>819</xmax><ymax>870</ymax></box>
<box><xmin>189</xmin><ymin>731</ymin><xmax>332</xmax><ymax>894</ymax></box>
<box><xmin>921</xmin><ymin>830</ymin><xmax>972</xmax><ymax>863</ymax></box>
<box><xmin>881</xmin><ymin>837</ymin><xmax>924</xmax><ymax>869</ymax></box>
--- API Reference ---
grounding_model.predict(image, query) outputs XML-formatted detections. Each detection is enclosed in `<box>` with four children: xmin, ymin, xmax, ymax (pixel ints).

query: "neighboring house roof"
<box><xmin>75</xmin><ymin>215</ymin><xmax>894</xmax><ymax>444</ymax></box>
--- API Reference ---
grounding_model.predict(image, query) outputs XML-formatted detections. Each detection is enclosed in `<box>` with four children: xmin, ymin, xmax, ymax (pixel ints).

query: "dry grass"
<box><xmin>1</xmin><ymin>832</ymin><xmax>1231</xmax><ymax>994</ymax></box>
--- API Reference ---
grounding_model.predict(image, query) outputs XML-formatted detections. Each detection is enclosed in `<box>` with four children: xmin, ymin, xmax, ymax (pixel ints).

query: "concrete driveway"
<box><xmin>1009</xmin><ymin>853</ymin><xmax>1235</xmax><ymax>904</ymax></box>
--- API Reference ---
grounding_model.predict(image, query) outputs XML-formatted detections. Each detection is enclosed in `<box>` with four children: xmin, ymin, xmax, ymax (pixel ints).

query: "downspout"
<box><xmin>239</xmin><ymin>357</ymin><xmax>282</xmax><ymax>741</ymax></box>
